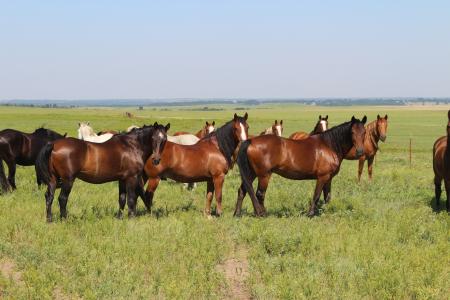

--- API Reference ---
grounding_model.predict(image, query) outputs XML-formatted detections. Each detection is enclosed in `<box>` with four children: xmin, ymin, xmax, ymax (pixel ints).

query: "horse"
<box><xmin>35</xmin><ymin>123</ymin><xmax>170</xmax><ymax>222</ymax></box>
<box><xmin>0</xmin><ymin>128</ymin><xmax>66</xmax><ymax>192</ymax></box>
<box><xmin>345</xmin><ymin>114</ymin><xmax>388</xmax><ymax>181</ymax></box>
<box><xmin>78</xmin><ymin>122</ymin><xmax>114</xmax><ymax>143</ymax></box>
<box><xmin>433</xmin><ymin>110</ymin><xmax>450</xmax><ymax>211</ymax></box>
<box><xmin>289</xmin><ymin>115</ymin><xmax>328</xmax><ymax>140</ymax></box>
<box><xmin>173</xmin><ymin>121</ymin><xmax>216</xmax><ymax>139</ymax></box>
<box><xmin>97</xmin><ymin>130</ymin><xmax>119</xmax><ymax>135</ymax></box>
<box><xmin>143</xmin><ymin>113</ymin><xmax>249</xmax><ymax>217</ymax></box>
<box><xmin>234</xmin><ymin>116</ymin><xmax>367</xmax><ymax>217</ymax></box>
<box><xmin>127</xmin><ymin>125</ymin><xmax>140</xmax><ymax>132</ymax></box>
<box><xmin>260</xmin><ymin>120</ymin><xmax>283</xmax><ymax>136</ymax></box>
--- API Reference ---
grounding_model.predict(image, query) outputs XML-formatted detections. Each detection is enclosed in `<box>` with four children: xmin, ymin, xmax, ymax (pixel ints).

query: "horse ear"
<box><xmin>212</xmin><ymin>121</ymin><xmax>215</xmax><ymax>126</ymax></box>
<box><xmin>325</xmin><ymin>115</ymin><xmax>328</xmax><ymax>120</ymax></box>
<box><xmin>377</xmin><ymin>114</ymin><xmax>381</xmax><ymax>120</ymax></box>
<box><xmin>385</xmin><ymin>114</ymin><xmax>388</xmax><ymax>120</ymax></box>
<box><xmin>206</xmin><ymin>121</ymin><xmax>209</xmax><ymax>126</ymax></box>
<box><xmin>280</xmin><ymin>120</ymin><xmax>283</xmax><ymax>125</ymax></box>
<box><xmin>275</xmin><ymin>120</ymin><xmax>278</xmax><ymax>125</ymax></box>
<box><xmin>351</xmin><ymin>116</ymin><xmax>356</xmax><ymax>123</ymax></box>
<box><xmin>165</xmin><ymin>123</ymin><xmax>170</xmax><ymax>131</ymax></box>
<box><xmin>78</xmin><ymin>123</ymin><xmax>81</xmax><ymax>127</ymax></box>
<box><xmin>362</xmin><ymin>116</ymin><xmax>367</xmax><ymax>124</ymax></box>
<box><xmin>63</xmin><ymin>133</ymin><xmax>67</xmax><ymax>137</ymax></box>
<box><xmin>87</xmin><ymin>122</ymin><xmax>90</xmax><ymax>125</ymax></box>
<box><xmin>154</xmin><ymin>121</ymin><xmax>158</xmax><ymax>126</ymax></box>
<box><xmin>244</xmin><ymin>112</ymin><xmax>248</xmax><ymax>120</ymax></box>
<box><xmin>234</xmin><ymin>113</ymin><xmax>238</xmax><ymax>121</ymax></box>
<box><xmin>319</xmin><ymin>115</ymin><xmax>322</xmax><ymax>120</ymax></box>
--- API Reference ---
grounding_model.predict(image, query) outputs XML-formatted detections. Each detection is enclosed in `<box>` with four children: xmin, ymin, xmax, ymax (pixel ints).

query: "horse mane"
<box><xmin>204</xmin><ymin>119</ymin><xmax>241</xmax><ymax>166</ymax></box>
<box><xmin>318</xmin><ymin>121</ymin><xmax>353</xmax><ymax>157</ymax></box>
<box><xmin>311</xmin><ymin>121</ymin><xmax>321</xmax><ymax>135</ymax></box>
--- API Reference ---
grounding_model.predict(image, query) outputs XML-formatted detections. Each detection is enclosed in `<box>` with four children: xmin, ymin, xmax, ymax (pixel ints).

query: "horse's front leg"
<box><xmin>144</xmin><ymin>177</ymin><xmax>160</xmax><ymax>213</ymax></box>
<box><xmin>308</xmin><ymin>176</ymin><xmax>328</xmax><ymax>217</ymax></box>
<box><xmin>213</xmin><ymin>174</ymin><xmax>225</xmax><ymax>216</ymax></box>
<box><xmin>204</xmin><ymin>180</ymin><xmax>214</xmax><ymax>218</ymax></box>
<box><xmin>367</xmin><ymin>156</ymin><xmax>375</xmax><ymax>180</ymax></box>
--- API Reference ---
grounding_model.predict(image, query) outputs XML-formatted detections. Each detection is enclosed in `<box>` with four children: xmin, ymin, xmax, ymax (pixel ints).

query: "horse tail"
<box><xmin>35</xmin><ymin>142</ymin><xmax>54</xmax><ymax>186</ymax></box>
<box><xmin>236</xmin><ymin>140</ymin><xmax>262</xmax><ymax>214</ymax></box>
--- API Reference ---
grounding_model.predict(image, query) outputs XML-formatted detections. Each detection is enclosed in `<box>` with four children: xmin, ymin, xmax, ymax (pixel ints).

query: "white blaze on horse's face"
<box><xmin>239</xmin><ymin>122</ymin><xmax>247</xmax><ymax>141</ymax></box>
<box><xmin>276</xmin><ymin>125</ymin><xmax>282</xmax><ymax>136</ymax></box>
<box><xmin>320</xmin><ymin>120</ymin><xmax>327</xmax><ymax>132</ymax></box>
<box><xmin>207</xmin><ymin>125</ymin><xmax>215</xmax><ymax>134</ymax></box>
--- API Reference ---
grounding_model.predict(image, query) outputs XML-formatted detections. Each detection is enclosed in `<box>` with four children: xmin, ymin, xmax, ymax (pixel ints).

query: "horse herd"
<box><xmin>0</xmin><ymin>111</ymin><xmax>403</xmax><ymax>222</ymax></box>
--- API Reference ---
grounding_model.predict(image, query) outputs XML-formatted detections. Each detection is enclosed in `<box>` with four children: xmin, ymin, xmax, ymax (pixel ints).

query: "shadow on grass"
<box><xmin>430</xmin><ymin>197</ymin><xmax>449</xmax><ymax>213</ymax></box>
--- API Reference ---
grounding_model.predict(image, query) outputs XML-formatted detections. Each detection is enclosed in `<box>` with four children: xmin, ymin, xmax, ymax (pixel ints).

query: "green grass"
<box><xmin>0</xmin><ymin>105</ymin><xmax>449</xmax><ymax>299</ymax></box>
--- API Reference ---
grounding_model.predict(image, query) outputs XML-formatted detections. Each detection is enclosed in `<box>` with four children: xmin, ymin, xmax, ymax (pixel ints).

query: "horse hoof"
<box><xmin>307</xmin><ymin>211</ymin><xmax>316</xmax><ymax>218</ymax></box>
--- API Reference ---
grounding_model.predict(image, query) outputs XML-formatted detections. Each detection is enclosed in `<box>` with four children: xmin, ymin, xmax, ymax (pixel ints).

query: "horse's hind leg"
<box><xmin>58</xmin><ymin>180</ymin><xmax>73</xmax><ymax>219</ymax></box>
<box><xmin>45</xmin><ymin>179</ymin><xmax>57</xmax><ymax>222</ymax></box>
<box><xmin>367</xmin><ymin>156</ymin><xmax>375</xmax><ymax>181</ymax></box>
<box><xmin>256</xmin><ymin>174</ymin><xmax>271</xmax><ymax>215</ymax></box>
<box><xmin>204</xmin><ymin>180</ymin><xmax>214</xmax><ymax>218</ymax></box>
<box><xmin>234</xmin><ymin>173</ymin><xmax>256</xmax><ymax>217</ymax></box>
<box><xmin>0</xmin><ymin>159</ymin><xmax>10</xmax><ymax>192</ymax></box>
<box><xmin>434</xmin><ymin>176</ymin><xmax>442</xmax><ymax>207</ymax></box>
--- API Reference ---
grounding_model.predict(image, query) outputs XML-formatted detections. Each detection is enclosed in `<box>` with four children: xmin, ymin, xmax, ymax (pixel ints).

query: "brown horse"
<box><xmin>0</xmin><ymin>128</ymin><xmax>66</xmax><ymax>192</ymax></box>
<box><xmin>260</xmin><ymin>120</ymin><xmax>283</xmax><ymax>136</ymax></box>
<box><xmin>35</xmin><ymin>123</ymin><xmax>170</xmax><ymax>222</ymax></box>
<box><xmin>143</xmin><ymin>113</ymin><xmax>249</xmax><ymax>217</ymax></box>
<box><xmin>234</xmin><ymin>116</ymin><xmax>367</xmax><ymax>217</ymax></box>
<box><xmin>433</xmin><ymin>110</ymin><xmax>450</xmax><ymax>211</ymax></box>
<box><xmin>345</xmin><ymin>114</ymin><xmax>388</xmax><ymax>181</ymax></box>
<box><xmin>173</xmin><ymin>121</ymin><xmax>215</xmax><ymax>139</ymax></box>
<box><xmin>289</xmin><ymin>115</ymin><xmax>328</xmax><ymax>140</ymax></box>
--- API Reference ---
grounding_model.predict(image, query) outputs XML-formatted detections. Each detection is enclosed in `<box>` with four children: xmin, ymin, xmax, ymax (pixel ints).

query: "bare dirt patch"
<box><xmin>217</xmin><ymin>245</ymin><xmax>251</xmax><ymax>300</ymax></box>
<box><xmin>0</xmin><ymin>258</ymin><xmax>23</xmax><ymax>285</ymax></box>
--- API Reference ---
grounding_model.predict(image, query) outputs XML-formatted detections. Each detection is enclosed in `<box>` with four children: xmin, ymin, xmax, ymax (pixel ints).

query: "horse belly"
<box><xmin>274</xmin><ymin>169</ymin><xmax>315</xmax><ymax>180</ymax></box>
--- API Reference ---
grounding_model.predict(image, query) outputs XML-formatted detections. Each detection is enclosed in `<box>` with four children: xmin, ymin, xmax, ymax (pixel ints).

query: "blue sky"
<box><xmin>0</xmin><ymin>0</ymin><xmax>449</xmax><ymax>99</ymax></box>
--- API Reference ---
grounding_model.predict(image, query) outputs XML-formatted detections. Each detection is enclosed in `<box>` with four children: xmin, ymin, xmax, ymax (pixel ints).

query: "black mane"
<box><xmin>32</xmin><ymin>127</ymin><xmax>65</xmax><ymax>140</ymax></box>
<box><xmin>318</xmin><ymin>121</ymin><xmax>353</xmax><ymax>158</ymax></box>
<box><xmin>205</xmin><ymin>118</ymin><xmax>243</xmax><ymax>166</ymax></box>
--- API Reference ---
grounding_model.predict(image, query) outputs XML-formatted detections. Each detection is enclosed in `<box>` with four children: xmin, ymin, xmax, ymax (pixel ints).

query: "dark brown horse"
<box><xmin>433</xmin><ymin>110</ymin><xmax>450</xmax><ymax>211</ymax></box>
<box><xmin>97</xmin><ymin>130</ymin><xmax>119</xmax><ymax>135</ymax></box>
<box><xmin>345</xmin><ymin>114</ymin><xmax>388</xmax><ymax>181</ymax></box>
<box><xmin>143</xmin><ymin>113</ymin><xmax>249</xmax><ymax>217</ymax></box>
<box><xmin>289</xmin><ymin>115</ymin><xmax>328</xmax><ymax>140</ymax></box>
<box><xmin>0</xmin><ymin>128</ymin><xmax>66</xmax><ymax>192</ymax></box>
<box><xmin>173</xmin><ymin>121</ymin><xmax>215</xmax><ymax>139</ymax></box>
<box><xmin>35</xmin><ymin>123</ymin><xmax>170</xmax><ymax>222</ymax></box>
<box><xmin>260</xmin><ymin>120</ymin><xmax>283</xmax><ymax>136</ymax></box>
<box><xmin>234</xmin><ymin>116</ymin><xmax>367</xmax><ymax>217</ymax></box>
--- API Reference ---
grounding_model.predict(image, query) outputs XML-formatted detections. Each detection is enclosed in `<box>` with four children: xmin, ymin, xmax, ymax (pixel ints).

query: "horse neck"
<box><xmin>366</xmin><ymin>121</ymin><xmax>380</xmax><ymax>148</ymax></box>
<box><xmin>446</xmin><ymin>127</ymin><xmax>450</xmax><ymax>156</ymax></box>
<box><xmin>310</xmin><ymin>122</ymin><xmax>320</xmax><ymax>134</ymax></box>
<box><xmin>196</xmin><ymin>128</ymin><xmax>206</xmax><ymax>138</ymax></box>
<box><xmin>320</xmin><ymin>123</ymin><xmax>353</xmax><ymax>160</ymax></box>
<box><xmin>215</xmin><ymin>123</ymin><xmax>239</xmax><ymax>166</ymax></box>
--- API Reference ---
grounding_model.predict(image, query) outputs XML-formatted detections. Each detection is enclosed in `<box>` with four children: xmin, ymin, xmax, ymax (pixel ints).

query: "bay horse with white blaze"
<box><xmin>35</xmin><ymin>123</ymin><xmax>170</xmax><ymax>222</ymax></box>
<box><xmin>345</xmin><ymin>114</ymin><xmax>388</xmax><ymax>181</ymax></box>
<box><xmin>143</xmin><ymin>113</ymin><xmax>249</xmax><ymax>217</ymax></box>
<box><xmin>0</xmin><ymin>127</ymin><xmax>66</xmax><ymax>192</ymax></box>
<box><xmin>234</xmin><ymin>116</ymin><xmax>367</xmax><ymax>217</ymax></box>
<box><xmin>432</xmin><ymin>110</ymin><xmax>450</xmax><ymax>211</ymax></box>
<box><xmin>289</xmin><ymin>115</ymin><xmax>328</xmax><ymax>140</ymax></box>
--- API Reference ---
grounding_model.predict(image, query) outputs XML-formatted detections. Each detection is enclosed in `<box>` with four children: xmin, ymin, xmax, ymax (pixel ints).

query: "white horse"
<box><xmin>167</xmin><ymin>134</ymin><xmax>199</xmax><ymax>145</ymax></box>
<box><xmin>127</xmin><ymin>125</ymin><xmax>140</xmax><ymax>132</ymax></box>
<box><xmin>78</xmin><ymin>122</ymin><xmax>114</xmax><ymax>143</ymax></box>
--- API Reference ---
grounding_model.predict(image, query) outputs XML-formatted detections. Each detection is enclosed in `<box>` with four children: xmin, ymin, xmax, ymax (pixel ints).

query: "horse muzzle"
<box><xmin>380</xmin><ymin>135</ymin><xmax>386</xmax><ymax>142</ymax></box>
<box><xmin>356</xmin><ymin>148</ymin><xmax>364</xmax><ymax>158</ymax></box>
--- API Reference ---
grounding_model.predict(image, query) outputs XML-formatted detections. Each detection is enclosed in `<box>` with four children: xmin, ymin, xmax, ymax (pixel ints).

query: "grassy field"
<box><xmin>0</xmin><ymin>104</ymin><xmax>449</xmax><ymax>299</ymax></box>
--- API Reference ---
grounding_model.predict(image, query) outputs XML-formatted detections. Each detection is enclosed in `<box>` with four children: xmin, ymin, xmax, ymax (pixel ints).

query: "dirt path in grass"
<box><xmin>216</xmin><ymin>244</ymin><xmax>251</xmax><ymax>299</ymax></box>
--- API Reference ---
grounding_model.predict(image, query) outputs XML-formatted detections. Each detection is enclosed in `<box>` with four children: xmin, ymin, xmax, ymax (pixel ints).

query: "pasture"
<box><xmin>0</xmin><ymin>104</ymin><xmax>449</xmax><ymax>299</ymax></box>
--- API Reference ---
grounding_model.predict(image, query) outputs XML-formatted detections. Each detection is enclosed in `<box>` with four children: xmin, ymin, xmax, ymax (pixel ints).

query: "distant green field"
<box><xmin>0</xmin><ymin>105</ymin><xmax>449</xmax><ymax>299</ymax></box>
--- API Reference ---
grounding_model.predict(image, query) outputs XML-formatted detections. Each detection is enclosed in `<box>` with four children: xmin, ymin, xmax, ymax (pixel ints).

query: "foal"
<box><xmin>35</xmin><ymin>123</ymin><xmax>170</xmax><ymax>222</ymax></box>
<box><xmin>433</xmin><ymin>110</ymin><xmax>450</xmax><ymax>211</ymax></box>
<box><xmin>234</xmin><ymin>116</ymin><xmax>366</xmax><ymax>217</ymax></box>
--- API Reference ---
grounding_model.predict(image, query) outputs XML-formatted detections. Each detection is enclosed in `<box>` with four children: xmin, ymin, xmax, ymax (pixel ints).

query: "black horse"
<box><xmin>0</xmin><ymin>128</ymin><xmax>66</xmax><ymax>192</ymax></box>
